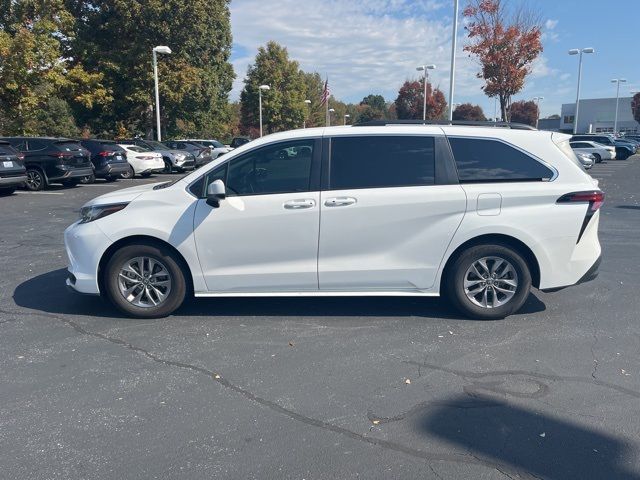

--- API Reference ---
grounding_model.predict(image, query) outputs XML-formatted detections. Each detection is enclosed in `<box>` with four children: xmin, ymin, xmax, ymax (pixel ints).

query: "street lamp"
<box><xmin>328</xmin><ymin>108</ymin><xmax>335</xmax><ymax>126</ymax></box>
<box><xmin>303</xmin><ymin>99</ymin><xmax>311</xmax><ymax>128</ymax></box>
<box><xmin>568</xmin><ymin>47</ymin><xmax>595</xmax><ymax>134</ymax></box>
<box><xmin>152</xmin><ymin>45</ymin><xmax>172</xmax><ymax>141</ymax></box>
<box><xmin>344</xmin><ymin>114</ymin><xmax>350</xmax><ymax>125</ymax></box>
<box><xmin>611</xmin><ymin>78</ymin><xmax>627</xmax><ymax>134</ymax></box>
<box><xmin>416</xmin><ymin>64</ymin><xmax>436</xmax><ymax>121</ymax></box>
<box><xmin>448</xmin><ymin>0</ymin><xmax>459</xmax><ymax>121</ymax></box>
<box><xmin>533</xmin><ymin>96</ymin><xmax>544</xmax><ymax>128</ymax></box>
<box><xmin>258</xmin><ymin>84</ymin><xmax>270</xmax><ymax>137</ymax></box>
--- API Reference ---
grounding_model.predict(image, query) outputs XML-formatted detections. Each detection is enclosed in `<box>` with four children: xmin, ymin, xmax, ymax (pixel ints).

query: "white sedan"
<box><xmin>118</xmin><ymin>144</ymin><xmax>165</xmax><ymax>178</ymax></box>
<box><xmin>570</xmin><ymin>141</ymin><xmax>616</xmax><ymax>163</ymax></box>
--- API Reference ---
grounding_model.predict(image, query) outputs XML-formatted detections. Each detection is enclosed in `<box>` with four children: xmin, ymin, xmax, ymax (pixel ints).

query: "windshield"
<box><xmin>145</xmin><ymin>140</ymin><xmax>166</xmax><ymax>149</ymax></box>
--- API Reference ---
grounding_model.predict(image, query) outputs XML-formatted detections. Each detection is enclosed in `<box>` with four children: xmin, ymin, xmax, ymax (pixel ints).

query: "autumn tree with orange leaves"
<box><xmin>463</xmin><ymin>0</ymin><xmax>542</xmax><ymax>121</ymax></box>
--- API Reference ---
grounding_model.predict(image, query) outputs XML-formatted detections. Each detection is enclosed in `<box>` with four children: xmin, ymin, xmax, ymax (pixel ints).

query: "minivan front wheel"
<box><xmin>104</xmin><ymin>244</ymin><xmax>187</xmax><ymax>318</ymax></box>
<box><xmin>446</xmin><ymin>244</ymin><xmax>531</xmax><ymax>320</ymax></box>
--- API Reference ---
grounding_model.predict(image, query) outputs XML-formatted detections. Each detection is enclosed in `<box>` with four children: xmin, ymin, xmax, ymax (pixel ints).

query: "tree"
<box><xmin>463</xmin><ymin>0</ymin><xmax>542</xmax><ymax>121</ymax></box>
<box><xmin>508</xmin><ymin>100</ymin><xmax>538</xmax><ymax>127</ymax></box>
<box><xmin>0</xmin><ymin>0</ymin><xmax>109</xmax><ymax>135</ymax></box>
<box><xmin>394</xmin><ymin>80</ymin><xmax>447</xmax><ymax>120</ymax></box>
<box><xmin>239</xmin><ymin>41</ymin><xmax>307</xmax><ymax>135</ymax></box>
<box><xmin>66</xmin><ymin>0</ymin><xmax>234</xmax><ymax>138</ymax></box>
<box><xmin>632</xmin><ymin>93</ymin><xmax>640</xmax><ymax>126</ymax></box>
<box><xmin>453</xmin><ymin>103</ymin><xmax>487</xmax><ymax>121</ymax></box>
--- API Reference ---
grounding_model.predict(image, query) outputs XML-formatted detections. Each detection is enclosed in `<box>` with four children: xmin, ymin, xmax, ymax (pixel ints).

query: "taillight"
<box><xmin>53</xmin><ymin>152</ymin><xmax>73</xmax><ymax>159</ymax></box>
<box><xmin>557</xmin><ymin>191</ymin><xmax>604</xmax><ymax>212</ymax></box>
<box><xmin>557</xmin><ymin>190</ymin><xmax>604</xmax><ymax>243</ymax></box>
<box><xmin>98</xmin><ymin>151</ymin><xmax>112</xmax><ymax>157</ymax></box>
<box><xmin>17</xmin><ymin>153</ymin><xmax>25</xmax><ymax>161</ymax></box>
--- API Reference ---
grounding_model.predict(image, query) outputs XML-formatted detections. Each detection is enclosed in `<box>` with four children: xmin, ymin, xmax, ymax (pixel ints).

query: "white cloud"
<box><xmin>545</xmin><ymin>19</ymin><xmax>558</xmax><ymax>30</ymax></box>
<box><xmin>229</xmin><ymin>0</ymin><xmax>484</xmax><ymax>103</ymax></box>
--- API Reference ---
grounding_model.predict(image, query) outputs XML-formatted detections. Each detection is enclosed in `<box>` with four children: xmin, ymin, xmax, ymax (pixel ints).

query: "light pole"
<box><xmin>533</xmin><ymin>96</ymin><xmax>544</xmax><ymax>128</ymax></box>
<box><xmin>611</xmin><ymin>78</ymin><xmax>627</xmax><ymax>134</ymax></box>
<box><xmin>328</xmin><ymin>108</ymin><xmax>335</xmax><ymax>126</ymax></box>
<box><xmin>416</xmin><ymin>64</ymin><xmax>436</xmax><ymax>121</ymax></box>
<box><xmin>568</xmin><ymin>48</ymin><xmax>595</xmax><ymax>134</ymax></box>
<box><xmin>258</xmin><ymin>85</ymin><xmax>270</xmax><ymax>137</ymax></box>
<box><xmin>448</xmin><ymin>0</ymin><xmax>459</xmax><ymax>121</ymax></box>
<box><xmin>344</xmin><ymin>114</ymin><xmax>350</xmax><ymax>125</ymax></box>
<box><xmin>303</xmin><ymin>99</ymin><xmax>311</xmax><ymax>128</ymax></box>
<box><xmin>152</xmin><ymin>46</ymin><xmax>172</xmax><ymax>141</ymax></box>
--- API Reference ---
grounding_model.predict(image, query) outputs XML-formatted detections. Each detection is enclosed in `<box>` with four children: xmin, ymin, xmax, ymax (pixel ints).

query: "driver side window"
<box><xmin>225</xmin><ymin>140</ymin><xmax>314</xmax><ymax>196</ymax></box>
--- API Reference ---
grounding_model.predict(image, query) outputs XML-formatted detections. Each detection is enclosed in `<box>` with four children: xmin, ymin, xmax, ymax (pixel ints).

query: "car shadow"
<box><xmin>421</xmin><ymin>394</ymin><xmax>640</xmax><ymax>479</ymax></box>
<box><xmin>616</xmin><ymin>205</ymin><xmax>640</xmax><ymax>211</ymax></box>
<box><xmin>12</xmin><ymin>268</ymin><xmax>546</xmax><ymax>320</ymax></box>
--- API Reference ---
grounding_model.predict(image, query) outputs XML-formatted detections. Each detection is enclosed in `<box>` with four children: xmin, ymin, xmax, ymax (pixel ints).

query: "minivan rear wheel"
<box><xmin>104</xmin><ymin>244</ymin><xmax>187</xmax><ymax>318</ymax></box>
<box><xmin>446</xmin><ymin>244</ymin><xmax>531</xmax><ymax>320</ymax></box>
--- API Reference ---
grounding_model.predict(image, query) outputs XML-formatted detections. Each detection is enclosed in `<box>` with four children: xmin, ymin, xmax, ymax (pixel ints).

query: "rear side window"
<box><xmin>54</xmin><ymin>141</ymin><xmax>82</xmax><ymax>152</ymax></box>
<box><xmin>329</xmin><ymin>136</ymin><xmax>435</xmax><ymax>190</ymax></box>
<box><xmin>0</xmin><ymin>143</ymin><xmax>17</xmax><ymax>155</ymax></box>
<box><xmin>27</xmin><ymin>139</ymin><xmax>48</xmax><ymax>151</ymax></box>
<box><xmin>449</xmin><ymin>137</ymin><xmax>554</xmax><ymax>182</ymax></box>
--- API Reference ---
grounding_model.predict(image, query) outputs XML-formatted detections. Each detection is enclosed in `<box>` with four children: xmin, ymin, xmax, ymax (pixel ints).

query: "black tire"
<box><xmin>445</xmin><ymin>244</ymin><xmax>532</xmax><ymax>320</ymax></box>
<box><xmin>592</xmin><ymin>153</ymin><xmax>601</xmax><ymax>163</ymax></box>
<box><xmin>141</xmin><ymin>172</ymin><xmax>152</xmax><ymax>178</ymax></box>
<box><xmin>79</xmin><ymin>174</ymin><xmax>95</xmax><ymax>184</ymax></box>
<box><xmin>0</xmin><ymin>186</ymin><xmax>17</xmax><ymax>196</ymax></box>
<box><xmin>103</xmin><ymin>244</ymin><xmax>187</xmax><ymax>318</ymax></box>
<box><xmin>162</xmin><ymin>159</ymin><xmax>173</xmax><ymax>173</ymax></box>
<box><xmin>24</xmin><ymin>168</ymin><xmax>46</xmax><ymax>191</ymax></box>
<box><xmin>61</xmin><ymin>179</ymin><xmax>79</xmax><ymax>188</ymax></box>
<box><xmin>120</xmin><ymin>166</ymin><xmax>135</xmax><ymax>179</ymax></box>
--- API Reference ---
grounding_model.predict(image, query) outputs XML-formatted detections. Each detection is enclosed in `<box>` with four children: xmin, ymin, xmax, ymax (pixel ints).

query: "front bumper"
<box><xmin>64</xmin><ymin>220</ymin><xmax>113</xmax><ymax>295</ymax></box>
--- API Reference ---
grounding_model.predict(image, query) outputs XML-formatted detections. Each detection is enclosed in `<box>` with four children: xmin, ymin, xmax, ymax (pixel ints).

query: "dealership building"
<box><xmin>559</xmin><ymin>97</ymin><xmax>638</xmax><ymax>134</ymax></box>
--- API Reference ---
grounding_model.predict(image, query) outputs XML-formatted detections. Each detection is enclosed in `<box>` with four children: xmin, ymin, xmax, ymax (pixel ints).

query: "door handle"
<box><xmin>283</xmin><ymin>199</ymin><xmax>316</xmax><ymax>210</ymax></box>
<box><xmin>324</xmin><ymin>197</ymin><xmax>357</xmax><ymax>207</ymax></box>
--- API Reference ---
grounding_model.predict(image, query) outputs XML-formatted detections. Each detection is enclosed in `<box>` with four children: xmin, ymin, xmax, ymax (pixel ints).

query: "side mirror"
<box><xmin>206</xmin><ymin>179</ymin><xmax>226</xmax><ymax>208</ymax></box>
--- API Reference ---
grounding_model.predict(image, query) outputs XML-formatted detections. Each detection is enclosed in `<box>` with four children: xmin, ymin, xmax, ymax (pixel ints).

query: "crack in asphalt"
<box><xmin>590</xmin><ymin>332</ymin><xmax>599</xmax><ymax>380</ymax></box>
<box><xmin>403</xmin><ymin>360</ymin><xmax>640</xmax><ymax>399</ymax></box>
<box><xmin>7</xmin><ymin>308</ymin><xmax>520</xmax><ymax>474</ymax></box>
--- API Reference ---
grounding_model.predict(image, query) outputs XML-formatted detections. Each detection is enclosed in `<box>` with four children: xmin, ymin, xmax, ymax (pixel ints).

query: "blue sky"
<box><xmin>229</xmin><ymin>0</ymin><xmax>639</xmax><ymax>118</ymax></box>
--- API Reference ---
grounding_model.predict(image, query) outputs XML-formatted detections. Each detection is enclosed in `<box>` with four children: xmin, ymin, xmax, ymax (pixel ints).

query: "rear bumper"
<box><xmin>49</xmin><ymin>167</ymin><xmax>94</xmax><ymax>181</ymax></box>
<box><xmin>541</xmin><ymin>254</ymin><xmax>601</xmax><ymax>293</ymax></box>
<box><xmin>0</xmin><ymin>175</ymin><xmax>27</xmax><ymax>187</ymax></box>
<box><xmin>95</xmin><ymin>163</ymin><xmax>130</xmax><ymax>177</ymax></box>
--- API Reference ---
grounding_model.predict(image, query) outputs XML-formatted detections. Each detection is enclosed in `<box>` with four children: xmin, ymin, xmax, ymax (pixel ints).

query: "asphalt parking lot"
<box><xmin>1</xmin><ymin>158</ymin><xmax>640</xmax><ymax>480</ymax></box>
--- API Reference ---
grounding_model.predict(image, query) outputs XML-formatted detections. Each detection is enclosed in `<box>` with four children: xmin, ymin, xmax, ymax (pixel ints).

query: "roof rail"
<box><xmin>352</xmin><ymin>119</ymin><xmax>537</xmax><ymax>130</ymax></box>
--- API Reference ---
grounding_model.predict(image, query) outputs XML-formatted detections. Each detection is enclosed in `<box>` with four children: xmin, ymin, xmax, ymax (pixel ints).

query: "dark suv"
<box><xmin>1</xmin><ymin>137</ymin><xmax>94</xmax><ymax>190</ymax></box>
<box><xmin>79</xmin><ymin>139</ymin><xmax>130</xmax><ymax>181</ymax></box>
<box><xmin>0</xmin><ymin>140</ymin><xmax>27</xmax><ymax>195</ymax></box>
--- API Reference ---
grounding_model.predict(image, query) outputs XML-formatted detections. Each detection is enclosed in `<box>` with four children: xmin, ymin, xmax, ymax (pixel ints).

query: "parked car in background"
<box><xmin>121</xmin><ymin>139</ymin><xmax>196</xmax><ymax>173</ymax></box>
<box><xmin>230</xmin><ymin>137</ymin><xmax>251</xmax><ymax>149</ymax></box>
<box><xmin>66</xmin><ymin>124</ymin><xmax>603</xmax><ymax>320</ymax></box>
<box><xmin>0</xmin><ymin>140</ymin><xmax>27</xmax><ymax>195</ymax></box>
<box><xmin>183</xmin><ymin>139</ymin><xmax>232</xmax><ymax>159</ymax></box>
<box><xmin>118</xmin><ymin>144</ymin><xmax>164</xmax><ymax>178</ymax></box>
<box><xmin>79</xmin><ymin>139</ymin><xmax>131</xmax><ymax>181</ymax></box>
<box><xmin>575</xmin><ymin>152</ymin><xmax>594</xmax><ymax>169</ymax></box>
<box><xmin>613</xmin><ymin>139</ymin><xmax>636</xmax><ymax>160</ymax></box>
<box><xmin>0</xmin><ymin>137</ymin><xmax>94</xmax><ymax>190</ymax></box>
<box><xmin>570</xmin><ymin>141</ymin><xmax>616</xmax><ymax>162</ymax></box>
<box><xmin>571</xmin><ymin>134</ymin><xmax>616</xmax><ymax>148</ymax></box>
<box><xmin>162</xmin><ymin>140</ymin><xmax>213</xmax><ymax>168</ymax></box>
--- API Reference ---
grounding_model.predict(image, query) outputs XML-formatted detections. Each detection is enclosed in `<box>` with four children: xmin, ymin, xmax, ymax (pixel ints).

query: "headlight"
<box><xmin>79</xmin><ymin>203</ymin><xmax>129</xmax><ymax>224</ymax></box>
<box><xmin>174</xmin><ymin>153</ymin><xmax>186</xmax><ymax>160</ymax></box>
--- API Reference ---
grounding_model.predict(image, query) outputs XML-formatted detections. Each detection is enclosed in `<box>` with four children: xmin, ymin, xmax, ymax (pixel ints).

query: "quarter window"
<box><xmin>449</xmin><ymin>137</ymin><xmax>554</xmax><ymax>182</ymax></box>
<box><xmin>329</xmin><ymin>136</ymin><xmax>435</xmax><ymax>190</ymax></box>
<box><xmin>225</xmin><ymin>140</ymin><xmax>314</xmax><ymax>196</ymax></box>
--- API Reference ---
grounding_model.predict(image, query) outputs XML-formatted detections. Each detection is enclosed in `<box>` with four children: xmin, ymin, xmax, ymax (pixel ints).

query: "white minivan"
<box><xmin>64</xmin><ymin>123</ymin><xmax>603</xmax><ymax>319</ymax></box>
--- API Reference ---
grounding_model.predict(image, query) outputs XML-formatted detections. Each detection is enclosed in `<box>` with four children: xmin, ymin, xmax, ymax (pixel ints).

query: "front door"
<box><xmin>318</xmin><ymin>134</ymin><xmax>467</xmax><ymax>291</ymax></box>
<box><xmin>193</xmin><ymin>139</ymin><xmax>321</xmax><ymax>293</ymax></box>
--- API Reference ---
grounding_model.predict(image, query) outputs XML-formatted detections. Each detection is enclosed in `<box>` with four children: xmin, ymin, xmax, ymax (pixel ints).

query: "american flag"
<box><xmin>320</xmin><ymin>78</ymin><xmax>330</xmax><ymax>106</ymax></box>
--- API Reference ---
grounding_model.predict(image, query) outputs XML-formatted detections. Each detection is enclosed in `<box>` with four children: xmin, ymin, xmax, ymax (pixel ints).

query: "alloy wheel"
<box><xmin>117</xmin><ymin>256</ymin><xmax>172</xmax><ymax>308</ymax></box>
<box><xmin>464</xmin><ymin>256</ymin><xmax>518</xmax><ymax>308</ymax></box>
<box><xmin>26</xmin><ymin>170</ymin><xmax>43</xmax><ymax>190</ymax></box>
